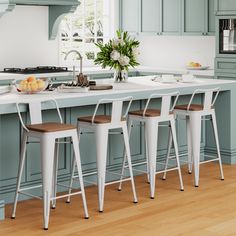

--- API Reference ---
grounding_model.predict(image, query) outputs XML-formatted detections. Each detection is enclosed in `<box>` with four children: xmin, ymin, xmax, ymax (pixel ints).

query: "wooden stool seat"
<box><xmin>78</xmin><ymin>115</ymin><xmax>126</xmax><ymax>124</ymax></box>
<box><xmin>174</xmin><ymin>104</ymin><xmax>204</xmax><ymax>111</ymax></box>
<box><xmin>129</xmin><ymin>109</ymin><xmax>173</xmax><ymax>117</ymax></box>
<box><xmin>26</xmin><ymin>122</ymin><xmax>76</xmax><ymax>133</ymax></box>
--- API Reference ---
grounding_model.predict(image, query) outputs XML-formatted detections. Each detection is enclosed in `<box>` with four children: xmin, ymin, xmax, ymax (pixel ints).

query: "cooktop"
<box><xmin>2</xmin><ymin>66</ymin><xmax>69</xmax><ymax>74</ymax></box>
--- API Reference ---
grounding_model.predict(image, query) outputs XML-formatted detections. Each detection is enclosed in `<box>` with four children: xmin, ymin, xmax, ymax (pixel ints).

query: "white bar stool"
<box><xmin>11</xmin><ymin>99</ymin><xmax>89</xmax><ymax>230</ymax></box>
<box><xmin>67</xmin><ymin>96</ymin><xmax>138</xmax><ymax>212</ymax></box>
<box><xmin>119</xmin><ymin>92</ymin><xmax>184</xmax><ymax>199</ymax></box>
<box><xmin>164</xmin><ymin>88</ymin><xmax>224</xmax><ymax>187</ymax></box>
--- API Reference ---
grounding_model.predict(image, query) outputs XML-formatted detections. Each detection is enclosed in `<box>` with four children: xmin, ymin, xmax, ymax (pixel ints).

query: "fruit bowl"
<box><xmin>13</xmin><ymin>76</ymin><xmax>48</xmax><ymax>94</ymax></box>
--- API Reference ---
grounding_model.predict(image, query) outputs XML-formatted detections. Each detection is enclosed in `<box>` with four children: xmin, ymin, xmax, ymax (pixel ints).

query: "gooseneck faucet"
<box><xmin>64</xmin><ymin>50</ymin><xmax>83</xmax><ymax>82</ymax></box>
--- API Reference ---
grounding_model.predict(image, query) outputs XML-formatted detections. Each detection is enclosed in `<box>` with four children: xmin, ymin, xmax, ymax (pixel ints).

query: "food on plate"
<box><xmin>19</xmin><ymin>76</ymin><xmax>46</xmax><ymax>93</ymax></box>
<box><xmin>188</xmin><ymin>61</ymin><xmax>202</xmax><ymax>68</ymax></box>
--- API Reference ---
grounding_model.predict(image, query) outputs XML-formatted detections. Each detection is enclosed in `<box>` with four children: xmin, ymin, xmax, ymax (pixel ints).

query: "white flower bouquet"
<box><xmin>94</xmin><ymin>30</ymin><xmax>140</xmax><ymax>82</ymax></box>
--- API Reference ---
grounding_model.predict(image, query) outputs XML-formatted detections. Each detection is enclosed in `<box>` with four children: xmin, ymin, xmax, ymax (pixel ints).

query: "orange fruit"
<box><xmin>27</xmin><ymin>76</ymin><xmax>36</xmax><ymax>82</ymax></box>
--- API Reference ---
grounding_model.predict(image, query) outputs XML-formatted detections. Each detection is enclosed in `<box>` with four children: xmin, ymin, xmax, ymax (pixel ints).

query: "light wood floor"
<box><xmin>1</xmin><ymin>163</ymin><xmax>236</xmax><ymax>236</ymax></box>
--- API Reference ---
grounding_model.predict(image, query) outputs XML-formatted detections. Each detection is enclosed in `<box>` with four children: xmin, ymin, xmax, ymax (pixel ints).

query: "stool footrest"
<box><xmin>105</xmin><ymin>178</ymin><xmax>131</xmax><ymax>187</ymax></box>
<box><xmin>156</xmin><ymin>167</ymin><xmax>179</xmax><ymax>174</ymax></box>
<box><xmin>18</xmin><ymin>191</ymin><xmax>42</xmax><ymax>200</ymax></box>
<box><xmin>200</xmin><ymin>158</ymin><xmax>219</xmax><ymax>164</ymax></box>
<box><xmin>51</xmin><ymin>191</ymin><xmax>82</xmax><ymax>200</ymax></box>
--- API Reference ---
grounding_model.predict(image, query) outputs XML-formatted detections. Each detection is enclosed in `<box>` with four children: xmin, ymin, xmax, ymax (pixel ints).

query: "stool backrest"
<box><xmin>16</xmin><ymin>99</ymin><xmax>62</xmax><ymax>132</ymax></box>
<box><xmin>143</xmin><ymin>91</ymin><xmax>180</xmax><ymax>117</ymax></box>
<box><xmin>187</xmin><ymin>87</ymin><xmax>220</xmax><ymax>111</ymax></box>
<box><xmin>91</xmin><ymin>96</ymin><xmax>133</xmax><ymax>124</ymax></box>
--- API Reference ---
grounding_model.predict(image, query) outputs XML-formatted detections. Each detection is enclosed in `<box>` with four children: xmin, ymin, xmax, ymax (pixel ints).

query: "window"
<box><xmin>60</xmin><ymin>0</ymin><xmax>114</xmax><ymax>67</ymax></box>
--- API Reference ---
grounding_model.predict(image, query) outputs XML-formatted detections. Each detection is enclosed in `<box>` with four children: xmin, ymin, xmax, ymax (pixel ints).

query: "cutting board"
<box><xmin>90</xmin><ymin>84</ymin><xmax>113</xmax><ymax>90</ymax></box>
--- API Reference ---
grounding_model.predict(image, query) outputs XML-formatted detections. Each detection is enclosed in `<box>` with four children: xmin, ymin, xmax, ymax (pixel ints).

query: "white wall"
<box><xmin>0</xmin><ymin>5</ymin><xmax>59</xmax><ymax>70</ymax></box>
<box><xmin>0</xmin><ymin>5</ymin><xmax>215</xmax><ymax>71</ymax></box>
<box><xmin>138</xmin><ymin>35</ymin><xmax>215</xmax><ymax>69</ymax></box>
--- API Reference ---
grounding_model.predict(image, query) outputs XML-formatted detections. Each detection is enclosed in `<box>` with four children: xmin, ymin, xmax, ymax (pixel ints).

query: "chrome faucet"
<box><xmin>64</xmin><ymin>50</ymin><xmax>83</xmax><ymax>82</ymax></box>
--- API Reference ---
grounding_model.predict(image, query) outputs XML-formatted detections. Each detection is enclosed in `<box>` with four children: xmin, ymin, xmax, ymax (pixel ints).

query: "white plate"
<box><xmin>57</xmin><ymin>86</ymin><xmax>89</xmax><ymax>93</ymax></box>
<box><xmin>186</xmin><ymin>66</ymin><xmax>209</xmax><ymax>70</ymax></box>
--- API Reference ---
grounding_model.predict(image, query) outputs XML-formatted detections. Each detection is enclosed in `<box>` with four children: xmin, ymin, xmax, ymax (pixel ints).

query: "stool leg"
<box><xmin>144</xmin><ymin>122</ymin><xmax>150</xmax><ymax>183</ymax></box>
<box><xmin>71</xmin><ymin>131</ymin><xmax>89</xmax><ymax>219</ymax></box>
<box><xmin>122</xmin><ymin>124</ymin><xmax>138</xmax><ymax>203</ymax></box>
<box><xmin>118</xmin><ymin>118</ymin><xmax>133</xmax><ymax>191</ymax></box>
<box><xmin>162</xmin><ymin>125</ymin><xmax>172</xmax><ymax>180</ymax></box>
<box><xmin>211</xmin><ymin>112</ymin><xmax>224</xmax><ymax>180</ymax></box>
<box><xmin>95</xmin><ymin>126</ymin><xmax>108</xmax><ymax>212</ymax></box>
<box><xmin>41</xmin><ymin>135</ymin><xmax>55</xmax><ymax>230</ymax></box>
<box><xmin>190</xmin><ymin>113</ymin><xmax>202</xmax><ymax>187</ymax></box>
<box><xmin>12</xmin><ymin>131</ymin><xmax>28</xmax><ymax>219</ymax></box>
<box><xmin>146</xmin><ymin>119</ymin><xmax>158</xmax><ymax>199</ymax></box>
<box><xmin>186</xmin><ymin>116</ymin><xmax>193</xmax><ymax>174</ymax></box>
<box><xmin>67</xmin><ymin>126</ymin><xmax>82</xmax><ymax>203</ymax></box>
<box><xmin>170</xmin><ymin>118</ymin><xmax>184</xmax><ymax>191</ymax></box>
<box><xmin>51</xmin><ymin>139</ymin><xmax>59</xmax><ymax>209</ymax></box>
<box><xmin>66</xmin><ymin>155</ymin><xmax>76</xmax><ymax>203</ymax></box>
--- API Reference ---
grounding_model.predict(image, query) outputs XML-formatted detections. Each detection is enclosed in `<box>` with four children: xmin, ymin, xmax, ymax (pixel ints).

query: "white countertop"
<box><xmin>0</xmin><ymin>76</ymin><xmax>233</xmax><ymax>106</ymax></box>
<box><xmin>0</xmin><ymin>66</ymin><xmax>214</xmax><ymax>81</ymax></box>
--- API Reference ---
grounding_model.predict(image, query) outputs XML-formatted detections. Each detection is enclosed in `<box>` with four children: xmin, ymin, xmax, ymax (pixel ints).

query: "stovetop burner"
<box><xmin>3</xmin><ymin>66</ymin><xmax>69</xmax><ymax>74</ymax></box>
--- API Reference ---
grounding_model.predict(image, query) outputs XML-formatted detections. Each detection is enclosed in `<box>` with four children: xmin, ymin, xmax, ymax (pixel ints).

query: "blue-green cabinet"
<box><xmin>162</xmin><ymin>0</ymin><xmax>181</xmax><ymax>35</ymax></box>
<box><xmin>120</xmin><ymin>0</ymin><xmax>214</xmax><ymax>36</ymax></box>
<box><xmin>140</xmin><ymin>0</ymin><xmax>161</xmax><ymax>34</ymax></box>
<box><xmin>182</xmin><ymin>0</ymin><xmax>205</xmax><ymax>35</ymax></box>
<box><xmin>182</xmin><ymin>0</ymin><xmax>215</xmax><ymax>35</ymax></box>
<box><xmin>215</xmin><ymin>0</ymin><xmax>236</xmax><ymax>15</ymax></box>
<box><xmin>207</xmin><ymin>0</ymin><xmax>216</xmax><ymax>35</ymax></box>
<box><xmin>120</xmin><ymin>0</ymin><xmax>139</xmax><ymax>35</ymax></box>
<box><xmin>140</xmin><ymin>0</ymin><xmax>181</xmax><ymax>35</ymax></box>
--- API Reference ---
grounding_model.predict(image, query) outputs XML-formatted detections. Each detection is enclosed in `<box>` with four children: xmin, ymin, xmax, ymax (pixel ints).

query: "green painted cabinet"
<box><xmin>182</xmin><ymin>0</ymin><xmax>215</xmax><ymax>35</ymax></box>
<box><xmin>120</xmin><ymin>0</ymin><xmax>139</xmax><ymax>35</ymax></box>
<box><xmin>140</xmin><ymin>0</ymin><xmax>181</xmax><ymax>35</ymax></box>
<box><xmin>120</xmin><ymin>0</ymin><xmax>214</xmax><ymax>36</ymax></box>
<box><xmin>207</xmin><ymin>0</ymin><xmax>216</xmax><ymax>35</ymax></box>
<box><xmin>140</xmin><ymin>0</ymin><xmax>161</xmax><ymax>34</ymax></box>
<box><xmin>162</xmin><ymin>0</ymin><xmax>181</xmax><ymax>35</ymax></box>
<box><xmin>215</xmin><ymin>0</ymin><xmax>236</xmax><ymax>15</ymax></box>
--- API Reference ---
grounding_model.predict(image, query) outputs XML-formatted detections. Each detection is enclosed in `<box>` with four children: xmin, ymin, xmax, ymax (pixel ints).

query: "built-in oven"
<box><xmin>219</xmin><ymin>18</ymin><xmax>236</xmax><ymax>54</ymax></box>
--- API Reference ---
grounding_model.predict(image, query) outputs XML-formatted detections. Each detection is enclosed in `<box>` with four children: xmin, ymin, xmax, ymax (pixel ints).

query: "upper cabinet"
<box><xmin>140</xmin><ymin>0</ymin><xmax>181</xmax><ymax>35</ymax></box>
<box><xmin>162</xmin><ymin>0</ymin><xmax>181</xmax><ymax>35</ymax></box>
<box><xmin>182</xmin><ymin>0</ymin><xmax>205</xmax><ymax>35</ymax></box>
<box><xmin>120</xmin><ymin>0</ymin><xmax>215</xmax><ymax>36</ymax></box>
<box><xmin>119</xmin><ymin>0</ymin><xmax>139</xmax><ymax>35</ymax></box>
<box><xmin>215</xmin><ymin>0</ymin><xmax>236</xmax><ymax>15</ymax></box>
<box><xmin>140</xmin><ymin>0</ymin><xmax>161</xmax><ymax>34</ymax></box>
<box><xmin>0</xmin><ymin>0</ymin><xmax>80</xmax><ymax>40</ymax></box>
<box><xmin>182</xmin><ymin>0</ymin><xmax>215</xmax><ymax>35</ymax></box>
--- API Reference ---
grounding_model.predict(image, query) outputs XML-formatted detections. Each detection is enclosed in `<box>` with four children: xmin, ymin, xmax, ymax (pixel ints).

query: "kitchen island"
<box><xmin>0</xmin><ymin>76</ymin><xmax>236</xmax><ymax>220</ymax></box>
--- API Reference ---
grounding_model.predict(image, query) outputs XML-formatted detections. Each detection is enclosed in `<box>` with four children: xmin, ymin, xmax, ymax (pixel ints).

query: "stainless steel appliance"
<box><xmin>219</xmin><ymin>19</ymin><xmax>236</xmax><ymax>54</ymax></box>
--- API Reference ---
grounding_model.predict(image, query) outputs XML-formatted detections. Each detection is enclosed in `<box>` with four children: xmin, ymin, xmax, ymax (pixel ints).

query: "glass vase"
<box><xmin>114</xmin><ymin>69</ymin><xmax>128</xmax><ymax>83</ymax></box>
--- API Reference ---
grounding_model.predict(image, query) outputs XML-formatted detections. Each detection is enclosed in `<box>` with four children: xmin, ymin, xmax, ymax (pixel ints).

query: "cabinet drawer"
<box><xmin>215</xmin><ymin>72</ymin><xmax>236</xmax><ymax>80</ymax></box>
<box><xmin>215</xmin><ymin>58</ymin><xmax>236</xmax><ymax>74</ymax></box>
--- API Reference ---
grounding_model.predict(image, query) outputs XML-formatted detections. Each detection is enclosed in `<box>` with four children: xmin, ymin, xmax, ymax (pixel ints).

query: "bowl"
<box><xmin>13</xmin><ymin>76</ymin><xmax>48</xmax><ymax>94</ymax></box>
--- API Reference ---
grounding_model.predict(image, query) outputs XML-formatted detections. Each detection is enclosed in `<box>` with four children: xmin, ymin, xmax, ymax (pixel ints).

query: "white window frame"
<box><xmin>59</xmin><ymin>0</ymin><xmax>116</xmax><ymax>68</ymax></box>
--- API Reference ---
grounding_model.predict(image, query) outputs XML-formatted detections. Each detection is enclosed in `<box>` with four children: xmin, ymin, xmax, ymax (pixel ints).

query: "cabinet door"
<box><xmin>162</xmin><ymin>0</ymin><xmax>181</xmax><ymax>35</ymax></box>
<box><xmin>182</xmin><ymin>0</ymin><xmax>205</xmax><ymax>35</ymax></box>
<box><xmin>206</xmin><ymin>0</ymin><xmax>215</xmax><ymax>35</ymax></box>
<box><xmin>120</xmin><ymin>0</ymin><xmax>139</xmax><ymax>34</ymax></box>
<box><xmin>140</xmin><ymin>0</ymin><xmax>161</xmax><ymax>34</ymax></box>
<box><xmin>215</xmin><ymin>0</ymin><xmax>236</xmax><ymax>15</ymax></box>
